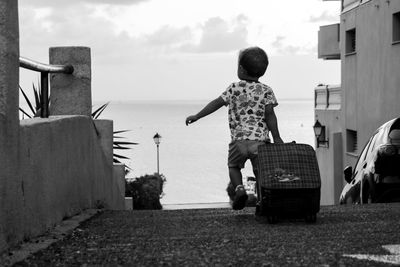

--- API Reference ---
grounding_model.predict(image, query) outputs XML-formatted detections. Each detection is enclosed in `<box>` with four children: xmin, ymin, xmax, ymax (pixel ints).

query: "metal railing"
<box><xmin>19</xmin><ymin>56</ymin><xmax>74</xmax><ymax>118</ymax></box>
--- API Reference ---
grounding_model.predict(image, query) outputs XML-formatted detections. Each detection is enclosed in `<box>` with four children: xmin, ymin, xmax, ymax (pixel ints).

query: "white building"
<box><xmin>316</xmin><ymin>0</ymin><xmax>400</xmax><ymax>205</ymax></box>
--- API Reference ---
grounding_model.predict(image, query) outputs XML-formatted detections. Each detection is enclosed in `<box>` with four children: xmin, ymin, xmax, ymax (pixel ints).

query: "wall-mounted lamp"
<box><xmin>313</xmin><ymin>120</ymin><xmax>329</xmax><ymax>148</ymax></box>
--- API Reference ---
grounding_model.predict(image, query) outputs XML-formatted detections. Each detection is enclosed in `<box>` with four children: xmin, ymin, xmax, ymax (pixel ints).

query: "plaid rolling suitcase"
<box><xmin>256</xmin><ymin>143</ymin><xmax>321</xmax><ymax>223</ymax></box>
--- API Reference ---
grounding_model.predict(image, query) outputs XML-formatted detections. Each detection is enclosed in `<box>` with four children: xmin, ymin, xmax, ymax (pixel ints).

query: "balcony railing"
<box><xmin>19</xmin><ymin>56</ymin><xmax>74</xmax><ymax>118</ymax></box>
<box><xmin>343</xmin><ymin>0</ymin><xmax>359</xmax><ymax>9</ymax></box>
<box><xmin>315</xmin><ymin>84</ymin><xmax>341</xmax><ymax>110</ymax></box>
<box><xmin>342</xmin><ymin>0</ymin><xmax>373</xmax><ymax>12</ymax></box>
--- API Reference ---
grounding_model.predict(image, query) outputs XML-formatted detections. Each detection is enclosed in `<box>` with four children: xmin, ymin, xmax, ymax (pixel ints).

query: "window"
<box><xmin>345</xmin><ymin>28</ymin><xmax>356</xmax><ymax>54</ymax></box>
<box><xmin>393</xmin><ymin>12</ymin><xmax>400</xmax><ymax>43</ymax></box>
<box><xmin>347</xmin><ymin>129</ymin><xmax>358</xmax><ymax>153</ymax></box>
<box><xmin>353</xmin><ymin>142</ymin><xmax>368</xmax><ymax>176</ymax></box>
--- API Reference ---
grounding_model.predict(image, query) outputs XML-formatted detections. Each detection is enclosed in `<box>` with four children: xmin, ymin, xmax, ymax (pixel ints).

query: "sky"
<box><xmin>18</xmin><ymin>0</ymin><xmax>342</xmax><ymax>102</ymax></box>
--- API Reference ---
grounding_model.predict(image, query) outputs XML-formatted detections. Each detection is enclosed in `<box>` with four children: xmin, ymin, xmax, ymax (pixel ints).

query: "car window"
<box><xmin>365</xmin><ymin>133</ymin><xmax>379</xmax><ymax>158</ymax></box>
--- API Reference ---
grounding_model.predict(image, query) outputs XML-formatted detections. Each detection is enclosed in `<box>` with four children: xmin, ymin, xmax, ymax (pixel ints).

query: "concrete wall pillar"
<box><xmin>113</xmin><ymin>163</ymin><xmax>126</xmax><ymax>210</ymax></box>
<box><xmin>49</xmin><ymin>47</ymin><xmax>92</xmax><ymax>116</ymax></box>
<box><xmin>0</xmin><ymin>0</ymin><xmax>21</xmax><ymax>251</ymax></box>
<box><xmin>93</xmin><ymin>119</ymin><xmax>113</xmax><ymax>165</ymax></box>
<box><xmin>114</xmin><ymin>164</ymin><xmax>126</xmax><ymax>200</ymax></box>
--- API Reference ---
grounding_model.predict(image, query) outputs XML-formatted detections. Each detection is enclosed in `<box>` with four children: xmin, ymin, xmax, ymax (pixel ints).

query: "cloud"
<box><xmin>19</xmin><ymin>3</ymin><xmax>249</xmax><ymax>60</ymax></box>
<box><xmin>18</xmin><ymin>3</ymin><xmax>169</xmax><ymax>101</ymax></box>
<box><xmin>308</xmin><ymin>11</ymin><xmax>338</xmax><ymax>23</ymax></box>
<box><xmin>144</xmin><ymin>26</ymin><xmax>193</xmax><ymax>47</ymax></box>
<box><xmin>181</xmin><ymin>16</ymin><xmax>249</xmax><ymax>53</ymax></box>
<box><xmin>19</xmin><ymin>4</ymin><xmax>148</xmax><ymax>65</ymax></box>
<box><xmin>139</xmin><ymin>15</ymin><xmax>249</xmax><ymax>54</ymax></box>
<box><xmin>271</xmin><ymin>36</ymin><xmax>305</xmax><ymax>56</ymax></box>
<box><xmin>19</xmin><ymin>0</ymin><xmax>148</xmax><ymax>7</ymax></box>
<box><xmin>271</xmin><ymin>36</ymin><xmax>285</xmax><ymax>49</ymax></box>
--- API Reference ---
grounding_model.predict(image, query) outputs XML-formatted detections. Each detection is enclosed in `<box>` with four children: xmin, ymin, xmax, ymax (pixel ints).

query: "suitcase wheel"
<box><xmin>255</xmin><ymin>203</ymin><xmax>261</xmax><ymax>216</ymax></box>
<box><xmin>305</xmin><ymin>213</ymin><xmax>317</xmax><ymax>223</ymax></box>
<box><xmin>267</xmin><ymin>215</ymin><xmax>279</xmax><ymax>224</ymax></box>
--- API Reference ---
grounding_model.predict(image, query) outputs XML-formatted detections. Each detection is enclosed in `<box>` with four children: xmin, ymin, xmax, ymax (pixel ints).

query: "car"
<box><xmin>340</xmin><ymin>117</ymin><xmax>400</xmax><ymax>204</ymax></box>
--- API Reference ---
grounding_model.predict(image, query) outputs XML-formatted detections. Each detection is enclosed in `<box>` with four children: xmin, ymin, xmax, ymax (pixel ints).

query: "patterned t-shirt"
<box><xmin>220</xmin><ymin>80</ymin><xmax>278</xmax><ymax>142</ymax></box>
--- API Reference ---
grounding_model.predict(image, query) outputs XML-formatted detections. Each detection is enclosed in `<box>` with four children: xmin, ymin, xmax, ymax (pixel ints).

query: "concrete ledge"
<box><xmin>6</xmin><ymin>115</ymin><xmax>124</xmax><ymax>251</ymax></box>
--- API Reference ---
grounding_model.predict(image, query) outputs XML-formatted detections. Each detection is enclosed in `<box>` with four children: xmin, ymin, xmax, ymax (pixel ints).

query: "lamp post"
<box><xmin>153</xmin><ymin>133</ymin><xmax>162</xmax><ymax>174</ymax></box>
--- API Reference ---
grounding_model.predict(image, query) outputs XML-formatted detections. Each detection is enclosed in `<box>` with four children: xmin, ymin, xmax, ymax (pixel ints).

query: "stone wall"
<box><xmin>0</xmin><ymin>0</ymin><xmax>125</xmax><ymax>254</ymax></box>
<box><xmin>0</xmin><ymin>0</ymin><xmax>20</xmax><ymax>253</ymax></box>
<box><xmin>19</xmin><ymin>116</ymin><xmax>125</xmax><ymax>240</ymax></box>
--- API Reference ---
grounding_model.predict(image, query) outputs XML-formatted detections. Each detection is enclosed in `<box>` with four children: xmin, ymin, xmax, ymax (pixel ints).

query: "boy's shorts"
<box><xmin>228</xmin><ymin>140</ymin><xmax>266</xmax><ymax>171</ymax></box>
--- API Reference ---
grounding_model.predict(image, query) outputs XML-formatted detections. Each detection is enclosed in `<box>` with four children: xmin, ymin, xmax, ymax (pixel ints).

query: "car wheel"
<box><xmin>345</xmin><ymin>195</ymin><xmax>353</xmax><ymax>204</ymax></box>
<box><xmin>361</xmin><ymin>180</ymin><xmax>370</xmax><ymax>204</ymax></box>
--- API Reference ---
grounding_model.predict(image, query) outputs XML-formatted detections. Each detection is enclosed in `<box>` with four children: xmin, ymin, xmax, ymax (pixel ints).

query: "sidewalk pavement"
<box><xmin>8</xmin><ymin>203</ymin><xmax>400</xmax><ymax>266</ymax></box>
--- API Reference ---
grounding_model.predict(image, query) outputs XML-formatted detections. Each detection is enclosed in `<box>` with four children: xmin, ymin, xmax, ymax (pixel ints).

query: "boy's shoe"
<box><xmin>232</xmin><ymin>185</ymin><xmax>248</xmax><ymax>210</ymax></box>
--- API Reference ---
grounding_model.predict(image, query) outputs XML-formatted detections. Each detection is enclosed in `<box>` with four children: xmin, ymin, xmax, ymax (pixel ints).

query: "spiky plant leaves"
<box><xmin>19</xmin><ymin>85</ymin><xmax>36</xmax><ymax>116</ymax></box>
<box><xmin>19</xmin><ymin>107</ymin><xmax>32</xmax><ymax>119</ymax></box>
<box><xmin>114</xmin><ymin>141</ymin><xmax>138</xmax><ymax>146</ymax></box>
<box><xmin>92</xmin><ymin>102</ymin><xmax>138</xmax><ymax>171</ymax></box>
<box><xmin>114</xmin><ymin>130</ymin><xmax>130</xmax><ymax>134</ymax></box>
<box><xmin>113</xmin><ymin>158</ymin><xmax>133</xmax><ymax>171</ymax></box>
<box><xmin>92</xmin><ymin>102</ymin><xmax>109</xmax><ymax>119</ymax></box>
<box><xmin>19</xmin><ymin>82</ymin><xmax>49</xmax><ymax>119</ymax></box>
<box><xmin>113</xmin><ymin>146</ymin><xmax>131</xmax><ymax>150</ymax></box>
<box><xmin>113</xmin><ymin>153</ymin><xmax>130</xmax><ymax>160</ymax></box>
<box><xmin>33</xmin><ymin>83</ymin><xmax>40</xmax><ymax>110</ymax></box>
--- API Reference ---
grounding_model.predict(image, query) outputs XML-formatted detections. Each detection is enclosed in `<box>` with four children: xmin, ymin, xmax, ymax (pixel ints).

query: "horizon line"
<box><xmin>92</xmin><ymin>98</ymin><xmax>314</xmax><ymax>104</ymax></box>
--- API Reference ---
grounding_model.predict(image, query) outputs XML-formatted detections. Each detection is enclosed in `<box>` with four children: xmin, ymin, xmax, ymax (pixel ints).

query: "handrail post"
<box><xmin>19</xmin><ymin>56</ymin><xmax>74</xmax><ymax>118</ymax></box>
<box><xmin>40</xmin><ymin>72</ymin><xmax>49</xmax><ymax>118</ymax></box>
<box><xmin>49</xmin><ymin>47</ymin><xmax>92</xmax><ymax>116</ymax></box>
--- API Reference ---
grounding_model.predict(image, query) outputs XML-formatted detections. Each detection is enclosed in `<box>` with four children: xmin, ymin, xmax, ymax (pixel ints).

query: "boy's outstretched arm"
<box><xmin>265</xmin><ymin>104</ymin><xmax>284</xmax><ymax>143</ymax></box>
<box><xmin>186</xmin><ymin>96</ymin><xmax>225</xmax><ymax>125</ymax></box>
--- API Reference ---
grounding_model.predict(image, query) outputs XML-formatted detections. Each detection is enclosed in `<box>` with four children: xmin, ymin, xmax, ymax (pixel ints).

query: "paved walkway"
<box><xmin>8</xmin><ymin>203</ymin><xmax>400</xmax><ymax>266</ymax></box>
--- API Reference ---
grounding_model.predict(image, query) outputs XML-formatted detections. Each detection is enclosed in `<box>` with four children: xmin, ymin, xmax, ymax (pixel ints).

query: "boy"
<box><xmin>185</xmin><ymin>46</ymin><xmax>283</xmax><ymax>210</ymax></box>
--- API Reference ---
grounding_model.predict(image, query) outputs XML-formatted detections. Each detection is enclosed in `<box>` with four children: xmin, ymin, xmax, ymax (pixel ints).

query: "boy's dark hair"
<box><xmin>239</xmin><ymin>47</ymin><xmax>269</xmax><ymax>77</ymax></box>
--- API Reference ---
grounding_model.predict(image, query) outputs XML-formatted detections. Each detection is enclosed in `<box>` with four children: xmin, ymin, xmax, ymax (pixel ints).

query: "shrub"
<box><xmin>126</xmin><ymin>173</ymin><xmax>166</xmax><ymax>210</ymax></box>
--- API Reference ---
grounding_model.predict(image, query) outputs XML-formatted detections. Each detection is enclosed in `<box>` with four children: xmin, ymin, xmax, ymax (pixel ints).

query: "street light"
<box><xmin>153</xmin><ymin>133</ymin><xmax>162</xmax><ymax>174</ymax></box>
<box><xmin>313</xmin><ymin>120</ymin><xmax>329</xmax><ymax>148</ymax></box>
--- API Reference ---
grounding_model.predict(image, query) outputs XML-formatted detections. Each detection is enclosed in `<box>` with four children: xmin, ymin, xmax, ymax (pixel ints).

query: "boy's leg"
<box><xmin>229</xmin><ymin>167</ymin><xmax>248</xmax><ymax>210</ymax></box>
<box><xmin>249</xmin><ymin>141</ymin><xmax>265</xmax><ymax>176</ymax></box>
<box><xmin>229</xmin><ymin>167</ymin><xmax>243</xmax><ymax>188</ymax></box>
<box><xmin>228</xmin><ymin>141</ymin><xmax>248</xmax><ymax>210</ymax></box>
<box><xmin>249</xmin><ymin>141</ymin><xmax>266</xmax><ymax>198</ymax></box>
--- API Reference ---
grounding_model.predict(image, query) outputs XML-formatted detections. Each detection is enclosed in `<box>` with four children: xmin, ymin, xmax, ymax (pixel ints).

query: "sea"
<box><xmin>98</xmin><ymin>99</ymin><xmax>315</xmax><ymax>205</ymax></box>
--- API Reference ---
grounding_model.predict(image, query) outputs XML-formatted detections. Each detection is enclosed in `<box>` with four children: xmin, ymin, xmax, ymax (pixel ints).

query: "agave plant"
<box><xmin>19</xmin><ymin>83</ymin><xmax>46</xmax><ymax>119</ymax></box>
<box><xmin>19</xmin><ymin>83</ymin><xmax>137</xmax><ymax>170</ymax></box>
<box><xmin>92</xmin><ymin>102</ymin><xmax>138</xmax><ymax>170</ymax></box>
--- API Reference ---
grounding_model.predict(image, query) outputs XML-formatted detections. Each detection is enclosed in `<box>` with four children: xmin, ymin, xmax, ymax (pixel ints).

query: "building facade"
<box><xmin>316</xmin><ymin>0</ymin><xmax>400</xmax><ymax>204</ymax></box>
